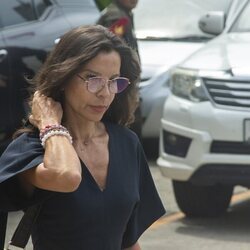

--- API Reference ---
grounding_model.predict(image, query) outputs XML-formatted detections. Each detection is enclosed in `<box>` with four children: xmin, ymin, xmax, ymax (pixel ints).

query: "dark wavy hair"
<box><xmin>16</xmin><ymin>25</ymin><xmax>141</xmax><ymax>136</ymax></box>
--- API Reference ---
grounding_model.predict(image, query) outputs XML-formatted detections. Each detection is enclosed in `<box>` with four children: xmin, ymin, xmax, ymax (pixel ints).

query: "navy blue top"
<box><xmin>0</xmin><ymin>122</ymin><xmax>165</xmax><ymax>249</ymax></box>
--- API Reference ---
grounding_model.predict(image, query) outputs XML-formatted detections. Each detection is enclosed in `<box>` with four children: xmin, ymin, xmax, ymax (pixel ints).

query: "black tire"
<box><xmin>172</xmin><ymin>180</ymin><xmax>233</xmax><ymax>217</ymax></box>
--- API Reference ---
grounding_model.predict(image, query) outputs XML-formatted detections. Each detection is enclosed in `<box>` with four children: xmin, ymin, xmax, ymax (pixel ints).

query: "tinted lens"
<box><xmin>88</xmin><ymin>77</ymin><xmax>104</xmax><ymax>93</ymax></box>
<box><xmin>113</xmin><ymin>78</ymin><xmax>130</xmax><ymax>93</ymax></box>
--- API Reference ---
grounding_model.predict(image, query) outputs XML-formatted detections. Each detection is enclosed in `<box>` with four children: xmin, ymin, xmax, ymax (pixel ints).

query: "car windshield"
<box><xmin>230</xmin><ymin>1</ymin><xmax>250</xmax><ymax>32</ymax></box>
<box><xmin>134</xmin><ymin>0</ymin><xmax>232</xmax><ymax>41</ymax></box>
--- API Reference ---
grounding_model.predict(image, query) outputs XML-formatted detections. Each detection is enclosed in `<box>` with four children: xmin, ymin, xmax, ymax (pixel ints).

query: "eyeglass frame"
<box><xmin>76</xmin><ymin>74</ymin><xmax>131</xmax><ymax>94</ymax></box>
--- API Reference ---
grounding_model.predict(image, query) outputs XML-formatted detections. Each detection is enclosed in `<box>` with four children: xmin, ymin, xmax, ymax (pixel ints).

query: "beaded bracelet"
<box><xmin>39</xmin><ymin>124</ymin><xmax>68</xmax><ymax>140</ymax></box>
<box><xmin>39</xmin><ymin>124</ymin><xmax>73</xmax><ymax>148</ymax></box>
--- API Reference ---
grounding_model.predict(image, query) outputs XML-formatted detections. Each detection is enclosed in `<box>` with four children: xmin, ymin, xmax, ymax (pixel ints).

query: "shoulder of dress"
<box><xmin>109</xmin><ymin>122</ymin><xmax>139</xmax><ymax>143</ymax></box>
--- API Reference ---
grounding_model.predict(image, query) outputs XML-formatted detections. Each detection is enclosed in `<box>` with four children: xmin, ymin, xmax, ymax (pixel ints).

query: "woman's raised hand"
<box><xmin>29</xmin><ymin>91</ymin><xmax>63</xmax><ymax>130</ymax></box>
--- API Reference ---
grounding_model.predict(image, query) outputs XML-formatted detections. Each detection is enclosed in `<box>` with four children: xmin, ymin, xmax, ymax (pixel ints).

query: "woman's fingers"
<box><xmin>30</xmin><ymin>92</ymin><xmax>63</xmax><ymax>129</ymax></box>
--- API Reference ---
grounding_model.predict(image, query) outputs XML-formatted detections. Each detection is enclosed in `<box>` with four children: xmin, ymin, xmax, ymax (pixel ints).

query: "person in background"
<box><xmin>0</xmin><ymin>25</ymin><xmax>165</xmax><ymax>250</ymax></box>
<box><xmin>97</xmin><ymin>0</ymin><xmax>139</xmax><ymax>54</ymax></box>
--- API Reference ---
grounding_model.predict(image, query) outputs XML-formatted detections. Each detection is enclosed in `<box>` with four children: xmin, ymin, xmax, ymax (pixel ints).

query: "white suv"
<box><xmin>157</xmin><ymin>0</ymin><xmax>250</xmax><ymax>217</ymax></box>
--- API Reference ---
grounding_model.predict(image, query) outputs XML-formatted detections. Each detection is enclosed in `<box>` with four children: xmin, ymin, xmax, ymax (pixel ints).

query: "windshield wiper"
<box><xmin>138</xmin><ymin>35</ymin><xmax>211</xmax><ymax>42</ymax></box>
<box><xmin>174</xmin><ymin>35</ymin><xmax>212</xmax><ymax>42</ymax></box>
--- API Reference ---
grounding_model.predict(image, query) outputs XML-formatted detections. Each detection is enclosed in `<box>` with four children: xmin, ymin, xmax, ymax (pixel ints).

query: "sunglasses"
<box><xmin>77</xmin><ymin>75</ymin><xmax>130</xmax><ymax>94</ymax></box>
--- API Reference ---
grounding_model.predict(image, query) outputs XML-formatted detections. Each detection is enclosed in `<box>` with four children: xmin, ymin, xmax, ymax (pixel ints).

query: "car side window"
<box><xmin>33</xmin><ymin>0</ymin><xmax>52</xmax><ymax>18</ymax></box>
<box><xmin>0</xmin><ymin>0</ymin><xmax>36</xmax><ymax>28</ymax></box>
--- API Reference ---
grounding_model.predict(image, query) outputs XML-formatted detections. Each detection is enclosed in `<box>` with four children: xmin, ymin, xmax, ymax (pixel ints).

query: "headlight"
<box><xmin>170</xmin><ymin>68</ymin><xmax>209</xmax><ymax>102</ymax></box>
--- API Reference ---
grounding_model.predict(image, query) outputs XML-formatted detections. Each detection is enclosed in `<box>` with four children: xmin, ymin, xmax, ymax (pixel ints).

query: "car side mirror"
<box><xmin>198</xmin><ymin>11</ymin><xmax>226</xmax><ymax>36</ymax></box>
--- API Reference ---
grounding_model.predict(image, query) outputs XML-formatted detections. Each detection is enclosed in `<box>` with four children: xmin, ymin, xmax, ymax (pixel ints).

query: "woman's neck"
<box><xmin>65</xmin><ymin>120</ymin><xmax>101</xmax><ymax>143</ymax></box>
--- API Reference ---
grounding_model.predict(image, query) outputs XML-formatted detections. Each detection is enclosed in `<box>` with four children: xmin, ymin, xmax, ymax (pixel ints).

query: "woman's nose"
<box><xmin>97</xmin><ymin>82</ymin><xmax>112</xmax><ymax>97</ymax></box>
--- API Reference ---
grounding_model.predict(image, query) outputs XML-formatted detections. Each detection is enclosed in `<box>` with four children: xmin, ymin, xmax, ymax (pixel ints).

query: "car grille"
<box><xmin>211</xmin><ymin>140</ymin><xmax>250</xmax><ymax>154</ymax></box>
<box><xmin>203</xmin><ymin>77</ymin><xmax>250</xmax><ymax>108</ymax></box>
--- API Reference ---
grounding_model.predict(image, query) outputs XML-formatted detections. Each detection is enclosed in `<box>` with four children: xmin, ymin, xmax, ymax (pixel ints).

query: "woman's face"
<box><xmin>63</xmin><ymin>50</ymin><xmax>121</xmax><ymax>123</ymax></box>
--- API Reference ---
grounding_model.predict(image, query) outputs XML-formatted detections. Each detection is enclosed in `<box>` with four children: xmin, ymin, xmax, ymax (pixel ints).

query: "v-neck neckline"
<box><xmin>79</xmin><ymin>121</ymin><xmax>112</xmax><ymax>193</ymax></box>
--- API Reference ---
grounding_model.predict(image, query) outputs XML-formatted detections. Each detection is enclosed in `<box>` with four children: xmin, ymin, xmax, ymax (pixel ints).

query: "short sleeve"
<box><xmin>0</xmin><ymin>133</ymin><xmax>51</xmax><ymax>212</ymax></box>
<box><xmin>122</xmin><ymin>143</ymin><xmax>166</xmax><ymax>248</ymax></box>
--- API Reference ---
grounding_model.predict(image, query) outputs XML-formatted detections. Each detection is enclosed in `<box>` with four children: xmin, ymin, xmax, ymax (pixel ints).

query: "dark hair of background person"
<box><xmin>15</xmin><ymin>25</ymin><xmax>141</xmax><ymax>137</ymax></box>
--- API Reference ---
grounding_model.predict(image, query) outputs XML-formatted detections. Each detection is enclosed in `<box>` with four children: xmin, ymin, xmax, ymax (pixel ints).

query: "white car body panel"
<box><xmin>181</xmin><ymin>33</ymin><xmax>250</xmax><ymax>72</ymax></box>
<box><xmin>158</xmin><ymin>94</ymin><xmax>250</xmax><ymax>180</ymax></box>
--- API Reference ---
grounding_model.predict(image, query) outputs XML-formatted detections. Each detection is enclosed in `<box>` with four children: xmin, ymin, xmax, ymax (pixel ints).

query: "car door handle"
<box><xmin>0</xmin><ymin>49</ymin><xmax>8</xmax><ymax>62</ymax></box>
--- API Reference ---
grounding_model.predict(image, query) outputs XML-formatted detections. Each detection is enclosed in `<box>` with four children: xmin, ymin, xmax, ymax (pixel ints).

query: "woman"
<box><xmin>0</xmin><ymin>25</ymin><xmax>165</xmax><ymax>250</ymax></box>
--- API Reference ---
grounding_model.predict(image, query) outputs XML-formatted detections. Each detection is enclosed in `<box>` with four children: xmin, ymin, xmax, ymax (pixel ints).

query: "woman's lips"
<box><xmin>89</xmin><ymin>105</ymin><xmax>108</xmax><ymax>113</ymax></box>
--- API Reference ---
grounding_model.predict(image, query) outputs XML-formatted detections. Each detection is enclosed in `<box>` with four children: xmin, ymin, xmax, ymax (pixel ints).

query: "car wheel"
<box><xmin>172</xmin><ymin>180</ymin><xmax>233</xmax><ymax>217</ymax></box>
